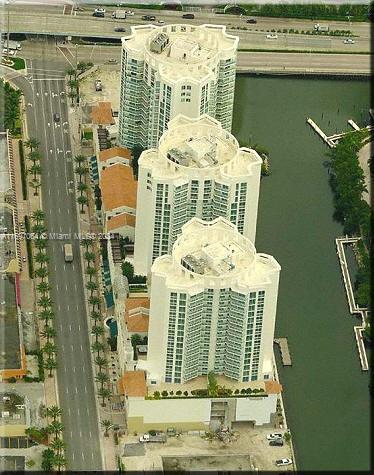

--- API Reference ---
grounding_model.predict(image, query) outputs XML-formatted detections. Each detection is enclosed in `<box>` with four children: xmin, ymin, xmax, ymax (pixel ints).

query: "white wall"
<box><xmin>235</xmin><ymin>394</ymin><xmax>277</xmax><ymax>425</ymax></box>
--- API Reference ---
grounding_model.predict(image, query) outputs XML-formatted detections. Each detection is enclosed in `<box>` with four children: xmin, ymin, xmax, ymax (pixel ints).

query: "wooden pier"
<box><xmin>307</xmin><ymin>117</ymin><xmax>373</xmax><ymax>148</ymax></box>
<box><xmin>274</xmin><ymin>338</ymin><xmax>292</xmax><ymax>366</ymax></box>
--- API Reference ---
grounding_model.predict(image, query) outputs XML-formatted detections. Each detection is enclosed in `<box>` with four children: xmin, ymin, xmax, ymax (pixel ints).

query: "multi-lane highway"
<box><xmin>1</xmin><ymin>4</ymin><xmax>370</xmax><ymax>52</ymax></box>
<box><xmin>8</xmin><ymin>59</ymin><xmax>103</xmax><ymax>470</ymax></box>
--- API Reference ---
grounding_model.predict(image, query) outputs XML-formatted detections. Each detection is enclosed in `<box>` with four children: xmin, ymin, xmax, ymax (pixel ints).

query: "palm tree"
<box><xmin>32</xmin><ymin>209</ymin><xmax>45</xmax><ymax>223</ymax></box>
<box><xmin>38</xmin><ymin>296</ymin><xmax>53</xmax><ymax>310</ymax></box>
<box><xmin>86</xmin><ymin>281</ymin><xmax>98</xmax><ymax>297</ymax></box>
<box><xmin>89</xmin><ymin>295</ymin><xmax>101</xmax><ymax>310</ymax></box>
<box><xmin>35</xmin><ymin>252</ymin><xmax>49</xmax><ymax>268</ymax></box>
<box><xmin>67</xmin><ymin>67</ymin><xmax>76</xmax><ymax>81</ymax></box>
<box><xmin>80</xmin><ymin>238</ymin><xmax>93</xmax><ymax>251</ymax></box>
<box><xmin>92</xmin><ymin>324</ymin><xmax>104</xmax><ymax>343</ymax></box>
<box><xmin>53</xmin><ymin>454</ymin><xmax>67</xmax><ymax>472</ymax></box>
<box><xmin>75</xmin><ymin>164</ymin><xmax>88</xmax><ymax>184</ymax></box>
<box><xmin>34</xmin><ymin>238</ymin><xmax>47</xmax><ymax>251</ymax></box>
<box><xmin>29</xmin><ymin>162</ymin><xmax>42</xmax><ymax>182</ymax></box>
<box><xmin>77</xmin><ymin>194</ymin><xmax>88</xmax><ymax>213</ymax></box>
<box><xmin>41</xmin><ymin>326</ymin><xmax>56</xmax><ymax>343</ymax></box>
<box><xmin>35</xmin><ymin>267</ymin><xmax>49</xmax><ymax>281</ymax></box>
<box><xmin>38</xmin><ymin>309</ymin><xmax>54</xmax><ymax>329</ymax></box>
<box><xmin>95</xmin><ymin>371</ymin><xmax>109</xmax><ymax>390</ymax></box>
<box><xmin>68</xmin><ymin>90</ymin><xmax>77</xmax><ymax>105</ymax></box>
<box><xmin>77</xmin><ymin>182</ymin><xmax>88</xmax><ymax>196</ymax></box>
<box><xmin>31</xmin><ymin>223</ymin><xmax>47</xmax><ymax>237</ymax></box>
<box><xmin>86</xmin><ymin>266</ymin><xmax>97</xmax><ymax>282</ymax></box>
<box><xmin>84</xmin><ymin>251</ymin><xmax>96</xmax><ymax>263</ymax></box>
<box><xmin>27</xmin><ymin>150</ymin><xmax>41</xmax><ymax>164</ymax></box>
<box><xmin>25</xmin><ymin>138</ymin><xmax>40</xmax><ymax>151</ymax></box>
<box><xmin>95</xmin><ymin>356</ymin><xmax>108</xmax><ymax>371</ymax></box>
<box><xmin>50</xmin><ymin>437</ymin><xmax>65</xmax><ymax>455</ymax></box>
<box><xmin>37</xmin><ymin>282</ymin><xmax>51</xmax><ymax>295</ymax></box>
<box><xmin>97</xmin><ymin>387</ymin><xmax>112</xmax><ymax>407</ymax></box>
<box><xmin>29</xmin><ymin>178</ymin><xmax>41</xmax><ymax>197</ymax></box>
<box><xmin>101</xmin><ymin>419</ymin><xmax>112</xmax><ymax>437</ymax></box>
<box><xmin>91</xmin><ymin>341</ymin><xmax>105</xmax><ymax>358</ymax></box>
<box><xmin>44</xmin><ymin>358</ymin><xmax>58</xmax><ymax>377</ymax></box>
<box><xmin>46</xmin><ymin>405</ymin><xmax>62</xmax><ymax>422</ymax></box>
<box><xmin>43</xmin><ymin>342</ymin><xmax>57</xmax><ymax>358</ymax></box>
<box><xmin>90</xmin><ymin>310</ymin><xmax>102</xmax><ymax>324</ymax></box>
<box><xmin>47</xmin><ymin>420</ymin><xmax>64</xmax><ymax>440</ymax></box>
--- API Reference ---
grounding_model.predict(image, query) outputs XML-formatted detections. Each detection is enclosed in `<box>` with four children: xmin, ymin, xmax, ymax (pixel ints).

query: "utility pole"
<box><xmin>6</xmin><ymin>1</ymin><xmax>10</xmax><ymax>61</ymax></box>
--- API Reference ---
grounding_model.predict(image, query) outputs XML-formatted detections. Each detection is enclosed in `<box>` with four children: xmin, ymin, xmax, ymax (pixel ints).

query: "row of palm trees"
<box><xmin>81</xmin><ymin>238</ymin><xmax>112</xmax><ymax>407</ymax></box>
<box><xmin>67</xmin><ymin>67</ymin><xmax>79</xmax><ymax>106</ymax></box>
<box><xmin>31</xmin><ymin>208</ymin><xmax>58</xmax><ymax>378</ymax></box>
<box><xmin>74</xmin><ymin>154</ymin><xmax>89</xmax><ymax>213</ymax></box>
<box><xmin>42</xmin><ymin>405</ymin><xmax>66</xmax><ymax>471</ymax></box>
<box><xmin>25</xmin><ymin>138</ymin><xmax>42</xmax><ymax>196</ymax></box>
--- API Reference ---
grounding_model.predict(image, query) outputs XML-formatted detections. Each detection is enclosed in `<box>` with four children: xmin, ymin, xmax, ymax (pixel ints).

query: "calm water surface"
<box><xmin>233</xmin><ymin>76</ymin><xmax>370</xmax><ymax>471</ymax></box>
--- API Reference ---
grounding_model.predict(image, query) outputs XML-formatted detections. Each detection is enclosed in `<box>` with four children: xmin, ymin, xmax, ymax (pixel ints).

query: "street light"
<box><xmin>6</xmin><ymin>1</ymin><xmax>10</xmax><ymax>62</ymax></box>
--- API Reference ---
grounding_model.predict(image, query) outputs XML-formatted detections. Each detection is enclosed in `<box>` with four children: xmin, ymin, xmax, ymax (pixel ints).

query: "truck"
<box><xmin>63</xmin><ymin>243</ymin><xmax>73</xmax><ymax>262</ymax></box>
<box><xmin>314</xmin><ymin>23</ymin><xmax>329</xmax><ymax>32</ymax></box>
<box><xmin>112</xmin><ymin>11</ymin><xmax>127</xmax><ymax>19</ymax></box>
<box><xmin>139</xmin><ymin>433</ymin><xmax>166</xmax><ymax>443</ymax></box>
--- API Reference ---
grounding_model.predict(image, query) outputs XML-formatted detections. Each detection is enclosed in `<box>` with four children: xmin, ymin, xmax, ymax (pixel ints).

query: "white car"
<box><xmin>95</xmin><ymin>8</ymin><xmax>105</xmax><ymax>13</ymax></box>
<box><xmin>275</xmin><ymin>458</ymin><xmax>293</xmax><ymax>467</ymax></box>
<box><xmin>157</xmin><ymin>20</ymin><xmax>165</xmax><ymax>24</ymax></box>
<box><xmin>2</xmin><ymin>48</ymin><xmax>15</xmax><ymax>56</ymax></box>
<box><xmin>125</xmin><ymin>10</ymin><xmax>134</xmax><ymax>15</ymax></box>
<box><xmin>266</xmin><ymin>34</ymin><xmax>278</xmax><ymax>40</ymax></box>
<box><xmin>343</xmin><ymin>38</ymin><xmax>355</xmax><ymax>44</ymax></box>
<box><xmin>266</xmin><ymin>433</ymin><xmax>283</xmax><ymax>441</ymax></box>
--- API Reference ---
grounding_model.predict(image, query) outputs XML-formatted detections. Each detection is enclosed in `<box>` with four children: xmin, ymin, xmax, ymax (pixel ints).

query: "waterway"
<box><xmin>232</xmin><ymin>75</ymin><xmax>370</xmax><ymax>471</ymax></box>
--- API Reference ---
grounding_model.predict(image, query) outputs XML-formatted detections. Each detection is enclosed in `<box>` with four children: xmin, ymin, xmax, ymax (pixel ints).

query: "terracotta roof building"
<box><xmin>99</xmin><ymin>146</ymin><xmax>131</xmax><ymax>163</ymax></box>
<box><xmin>118</xmin><ymin>371</ymin><xmax>147</xmax><ymax>398</ymax></box>
<box><xmin>91</xmin><ymin>102</ymin><xmax>115</xmax><ymax>125</ymax></box>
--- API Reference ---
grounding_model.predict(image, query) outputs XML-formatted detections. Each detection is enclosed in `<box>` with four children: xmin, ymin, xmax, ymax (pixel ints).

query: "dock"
<box><xmin>274</xmin><ymin>338</ymin><xmax>292</xmax><ymax>366</ymax></box>
<box><xmin>307</xmin><ymin>118</ymin><xmax>373</xmax><ymax>148</ymax></box>
<box><xmin>306</xmin><ymin>117</ymin><xmax>334</xmax><ymax>148</ymax></box>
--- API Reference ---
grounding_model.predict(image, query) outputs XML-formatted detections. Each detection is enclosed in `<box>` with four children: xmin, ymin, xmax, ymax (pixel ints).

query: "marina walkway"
<box><xmin>336</xmin><ymin>237</ymin><xmax>369</xmax><ymax>371</ymax></box>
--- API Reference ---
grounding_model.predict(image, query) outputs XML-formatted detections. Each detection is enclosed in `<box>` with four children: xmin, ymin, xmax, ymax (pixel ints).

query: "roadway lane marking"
<box><xmin>73</xmin><ymin>366</ymin><xmax>75</xmax><ymax>373</ymax></box>
<box><xmin>74</xmin><ymin>283</ymin><xmax>77</xmax><ymax>291</ymax></box>
<box><xmin>67</xmin><ymin>208</ymin><xmax>70</xmax><ymax>214</ymax></box>
<box><xmin>82</xmin><ymin>366</ymin><xmax>85</xmax><ymax>373</ymax></box>
<box><xmin>69</xmin><ymin>324</ymin><xmax>72</xmax><ymax>331</ymax></box>
<box><xmin>89</xmin><ymin>431</ymin><xmax>92</xmax><ymax>439</ymax></box>
<box><xmin>65</xmin><ymin>283</ymin><xmax>68</xmax><ymax>292</ymax></box>
<box><xmin>78</xmin><ymin>324</ymin><xmax>81</xmax><ymax>331</ymax></box>
<box><xmin>48</xmin><ymin>189</ymin><xmax>51</xmax><ymax>196</ymax></box>
<box><xmin>58</xmin><ymin>304</ymin><xmax>61</xmax><ymax>312</ymax></box>
<box><xmin>84</xmin><ymin>385</ymin><xmax>87</xmax><ymax>394</ymax></box>
<box><xmin>81</xmin><ymin>452</ymin><xmax>85</xmax><ymax>461</ymax></box>
<box><xmin>72</xmin><ymin>452</ymin><xmax>75</xmax><ymax>461</ymax></box>
<box><xmin>68</xmin><ymin>408</ymin><xmax>71</xmax><ymax>416</ymax></box>
<box><xmin>71</xmin><ymin>345</ymin><xmax>74</xmax><ymax>352</ymax></box>
<box><xmin>56</xmin><ymin>283</ymin><xmax>59</xmax><ymax>291</ymax></box>
<box><xmin>80</xmin><ymin>344</ymin><xmax>83</xmax><ymax>352</ymax></box>
<box><xmin>66</xmin><ymin>387</ymin><xmax>69</xmax><ymax>394</ymax></box>
<box><xmin>75</xmin><ymin>387</ymin><xmax>78</xmax><ymax>394</ymax></box>
<box><xmin>67</xmin><ymin>304</ymin><xmax>70</xmax><ymax>312</ymax></box>
<box><xmin>86</xmin><ymin>407</ymin><xmax>90</xmax><ymax>416</ymax></box>
<box><xmin>77</xmin><ymin>408</ymin><xmax>80</xmax><ymax>416</ymax></box>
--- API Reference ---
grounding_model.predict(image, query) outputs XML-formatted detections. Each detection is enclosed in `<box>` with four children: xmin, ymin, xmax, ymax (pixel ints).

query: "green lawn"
<box><xmin>5</xmin><ymin>57</ymin><xmax>26</xmax><ymax>70</ymax></box>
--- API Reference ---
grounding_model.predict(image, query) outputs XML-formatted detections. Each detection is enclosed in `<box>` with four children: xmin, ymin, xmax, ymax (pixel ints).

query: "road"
<box><xmin>4</xmin><ymin>60</ymin><xmax>103</xmax><ymax>470</ymax></box>
<box><xmin>1</xmin><ymin>4</ymin><xmax>370</xmax><ymax>52</ymax></box>
<box><xmin>16</xmin><ymin>38</ymin><xmax>371</xmax><ymax>75</ymax></box>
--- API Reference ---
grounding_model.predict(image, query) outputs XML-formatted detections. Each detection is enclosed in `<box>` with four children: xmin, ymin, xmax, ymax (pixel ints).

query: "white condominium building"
<box><xmin>133</xmin><ymin>114</ymin><xmax>262</xmax><ymax>276</ymax></box>
<box><xmin>143</xmin><ymin>217</ymin><xmax>281</xmax><ymax>384</ymax></box>
<box><xmin>118</xmin><ymin>24</ymin><xmax>239</xmax><ymax>149</ymax></box>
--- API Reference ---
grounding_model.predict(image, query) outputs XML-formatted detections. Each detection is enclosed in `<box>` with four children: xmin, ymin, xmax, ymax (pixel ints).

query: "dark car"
<box><xmin>114</xmin><ymin>27</ymin><xmax>126</xmax><ymax>32</ymax></box>
<box><xmin>269</xmin><ymin>439</ymin><xmax>284</xmax><ymax>446</ymax></box>
<box><xmin>182</xmin><ymin>13</ymin><xmax>195</xmax><ymax>19</ymax></box>
<box><xmin>246</xmin><ymin>18</ymin><xmax>257</xmax><ymax>23</ymax></box>
<box><xmin>53</xmin><ymin>113</ymin><xmax>60</xmax><ymax>122</ymax></box>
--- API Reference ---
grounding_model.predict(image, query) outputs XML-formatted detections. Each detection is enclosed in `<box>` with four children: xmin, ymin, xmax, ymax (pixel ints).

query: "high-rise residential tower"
<box><xmin>133</xmin><ymin>114</ymin><xmax>262</xmax><ymax>276</ymax></box>
<box><xmin>118</xmin><ymin>24</ymin><xmax>239</xmax><ymax>149</ymax></box>
<box><xmin>141</xmin><ymin>217</ymin><xmax>280</xmax><ymax>384</ymax></box>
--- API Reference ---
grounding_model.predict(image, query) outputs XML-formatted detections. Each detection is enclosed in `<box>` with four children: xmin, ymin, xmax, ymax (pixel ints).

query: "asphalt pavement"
<box><xmin>8</xmin><ymin>59</ymin><xmax>103</xmax><ymax>470</ymax></box>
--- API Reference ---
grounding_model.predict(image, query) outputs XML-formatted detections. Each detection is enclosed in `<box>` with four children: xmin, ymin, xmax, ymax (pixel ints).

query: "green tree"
<box><xmin>37</xmin><ymin>282</ymin><xmax>51</xmax><ymax>295</ymax></box>
<box><xmin>86</xmin><ymin>280</ymin><xmax>98</xmax><ymax>297</ymax></box>
<box><xmin>77</xmin><ymin>182</ymin><xmax>88</xmax><ymax>196</ymax></box>
<box><xmin>86</xmin><ymin>266</ymin><xmax>97</xmax><ymax>282</ymax></box>
<box><xmin>47</xmin><ymin>420</ymin><xmax>64</xmax><ymax>440</ymax></box>
<box><xmin>38</xmin><ymin>309</ymin><xmax>54</xmax><ymax>329</ymax></box>
<box><xmin>207</xmin><ymin>371</ymin><xmax>218</xmax><ymax>397</ymax></box>
<box><xmin>92</xmin><ymin>324</ymin><xmax>104</xmax><ymax>342</ymax></box>
<box><xmin>84</xmin><ymin>251</ymin><xmax>96</xmax><ymax>263</ymax></box>
<box><xmin>44</xmin><ymin>358</ymin><xmax>57</xmax><ymax>377</ymax></box>
<box><xmin>41</xmin><ymin>448</ymin><xmax>55</xmax><ymax>471</ymax></box>
<box><xmin>98</xmin><ymin>387</ymin><xmax>112</xmax><ymax>407</ymax></box>
<box><xmin>25</xmin><ymin>137</ymin><xmax>40</xmax><ymax>151</ymax></box>
<box><xmin>34</xmin><ymin>238</ymin><xmax>47</xmax><ymax>251</ymax></box>
<box><xmin>101</xmin><ymin>419</ymin><xmax>112</xmax><ymax>437</ymax></box>
<box><xmin>42</xmin><ymin>342</ymin><xmax>57</xmax><ymax>359</ymax></box>
<box><xmin>95</xmin><ymin>371</ymin><xmax>109</xmax><ymax>390</ymax></box>
<box><xmin>35</xmin><ymin>267</ymin><xmax>49</xmax><ymax>281</ymax></box>
<box><xmin>29</xmin><ymin>162</ymin><xmax>42</xmax><ymax>182</ymax></box>
<box><xmin>95</xmin><ymin>356</ymin><xmax>108</xmax><ymax>371</ymax></box>
<box><xmin>38</xmin><ymin>296</ymin><xmax>53</xmax><ymax>309</ymax></box>
<box><xmin>50</xmin><ymin>437</ymin><xmax>65</xmax><ymax>455</ymax></box>
<box><xmin>89</xmin><ymin>295</ymin><xmax>101</xmax><ymax>309</ymax></box>
<box><xmin>80</xmin><ymin>237</ymin><xmax>93</xmax><ymax>251</ymax></box>
<box><xmin>34</xmin><ymin>251</ymin><xmax>49</xmax><ymax>268</ymax></box>
<box><xmin>46</xmin><ymin>405</ymin><xmax>62</xmax><ymax>422</ymax></box>
<box><xmin>77</xmin><ymin>194</ymin><xmax>88</xmax><ymax>213</ymax></box>
<box><xmin>41</xmin><ymin>326</ymin><xmax>56</xmax><ymax>343</ymax></box>
<box><xmin>90</xmin><ymin>310</ymin><xmax>102</xmax><ymax>324</ymax></box>
<box><xmin>121</xmin><ymin>261</ymin><xmax>134</xmax><ymax>281</ymax></box>
<box><xmin>91</xmin><ymin>341</ymin><xmax>105</xmax><ymax>357</ymax></box>
<box><xmin>53</xmin><ymin>454</ymin><xmax>67</xmax><ymax>472</ymax></box>
<box><xmin>32</xmin><ymin>209</ymin><xmax>45</xmax><ymax>223</ymax></box>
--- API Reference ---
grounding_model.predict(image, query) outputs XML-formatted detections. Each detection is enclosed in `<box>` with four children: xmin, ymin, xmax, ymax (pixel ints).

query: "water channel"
<box><xmin>232</xmin><ymin>75</ymin><xmax>370</xmax><ymax>471</ymax></box>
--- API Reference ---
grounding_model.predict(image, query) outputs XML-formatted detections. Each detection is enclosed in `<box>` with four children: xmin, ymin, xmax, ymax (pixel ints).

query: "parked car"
<box><xmin>266</xmin><ymin>34</ymin><xmax>278</xmax><ymax>39</ymax></box>
<box><xmin>157</xmin><ymin>20</ymin><xmax>165</xmax><ymax>24</ymax></box>
<box><xmin>125</xmin><ymin>10</ymin><xmax>134</xmax><ymax>15</ymax></box>
<box><xmin>266</xmin><ymin>433</ymin><xmax>283</xmax><ymax>441</ymax></box>
<box><xmin>53</xmin><ymin>113</ymin><xmax>60</xmax><ymax>122</ymax></box>
<box><xmin>246</xmin><ymin>18</ymin><xmax>257</xmax><ymax>23</ymax></box>
<box><xmin>95</xmin><ymin>8</ymin><xmax>105</xmax><ymax>13</ymax></box>
<box><xmin>114</xmin><ymin>27</ymin><xmax>126</xmax><ymax>32</ymax></box>
<box><xmin>108</xmin><ymin>58</ymin><xmax>118</xmax><ymax>64</ymax></box>
<box><xmin>275</xmin><ymin>458</ymin><xmax>293</xmax><ymax>467</ymax></box>
<box><xmin>22</xmin><ymin>256</ymin><xmax>26</xmax><ymax>262</ymax></box>
<box><xmin>269</xmin><ymin>439</ymin><xmax>284</xmax><ymax>446</ymax></box>
<box><xmin>95</xmin><ymin>80</ymin><xmax>102</xmax><ymax>92</ymax></box>
<box><xmin>343</xmin><ymin>38</ymin><xmax>355</xmax><ymax>44</ymax></box>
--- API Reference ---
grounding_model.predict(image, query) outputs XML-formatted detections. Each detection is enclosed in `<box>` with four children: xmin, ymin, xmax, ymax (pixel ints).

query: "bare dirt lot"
<box><xmin>163</xmin><ymin>454</ymin><xmax>253</xmax><ymax>471</ymax></box>
<box><xmin>79</xmin><ymin>66</ymin><xmax>121</xmax><ymax>111</ymax></box>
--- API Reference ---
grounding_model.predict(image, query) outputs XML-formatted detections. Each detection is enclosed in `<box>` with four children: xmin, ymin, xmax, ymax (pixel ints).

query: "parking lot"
<box><xmin>121</xmin><ymin>424</ymin><xmax>294</xmax><ymax>471</ymax></box>
<box><xmin>79</xmin><ymin>66</ymin><xmax>121</xmax><ymax>112</ymax></box>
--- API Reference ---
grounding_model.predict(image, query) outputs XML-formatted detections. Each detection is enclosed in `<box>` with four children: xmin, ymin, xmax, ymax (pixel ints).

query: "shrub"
<box><xmin>183</xmin><ymin>391</ymin><xmax>189</xmax><ymax>396</ymax></box>
<box><xmin>240</xmin><ymin>388</ymin><xmax>246</xmax><ymax>395</ymax></box>
<box><xmin>169</xmin><ymin>390</ymin><xmax>174</xmax><ymax>395</ymax></box>
<box><xmin>176</xmin><ymin>390</ymin><xmax>182</xmax><ymax>396</ymax></box>
<box><xmin>7</xmin><ymin>377</ymin><xmax>17</xmax><ymax>383</ymax></box>
<box><xmin>234</xmin><ymin>389</ymin><xmax>240</xmax><ymax>395</ymax></box>
<box><xmin>245</xmin><ymin>388</ymin><xmax>253</xmax><ymax>394</ymax></box>
<box><xmin>161</xmin><ymin>390</ymin><xmax>168</xmax><ymax>397</ymax></box>
<box><xmin>153</xmin><ymin>391</ymin><xmax>160</xmax><ymax>399</ymax></box>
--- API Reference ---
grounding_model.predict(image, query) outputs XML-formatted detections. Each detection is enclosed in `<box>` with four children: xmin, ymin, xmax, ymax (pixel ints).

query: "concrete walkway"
<box><xmin>358</xmin><ymin>142</ymin><xmax>371</xmax><ymax>206</ymax></box>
